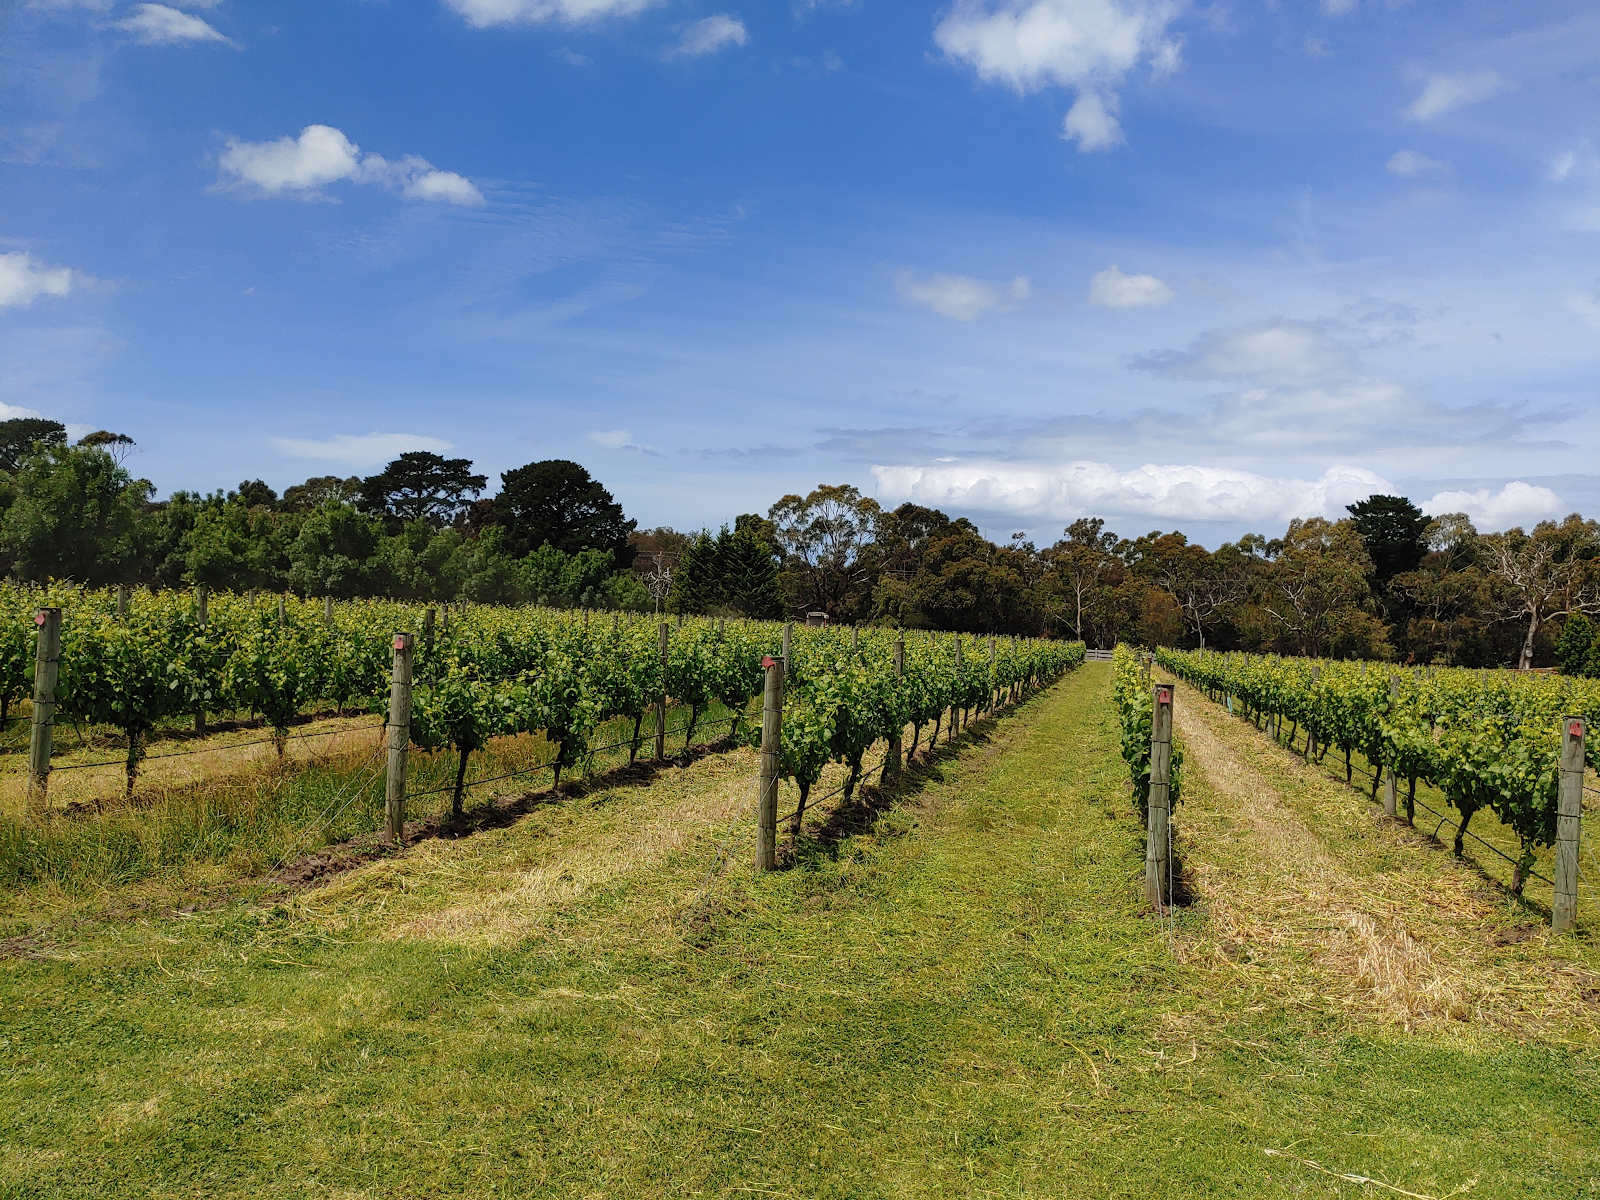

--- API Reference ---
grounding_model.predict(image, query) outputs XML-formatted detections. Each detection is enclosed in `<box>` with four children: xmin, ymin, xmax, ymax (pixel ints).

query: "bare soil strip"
<box><xmin>1167</xmin><ymin>676</ymin><xmax>1600</xmax><ymax>1037</ymax></box>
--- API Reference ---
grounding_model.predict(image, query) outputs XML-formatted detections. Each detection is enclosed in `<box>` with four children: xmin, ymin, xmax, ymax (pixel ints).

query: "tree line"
<box><xmin>3</xmin><ymin>417</ymin><xmax>1597</xmax><ymax>669</ymax></box>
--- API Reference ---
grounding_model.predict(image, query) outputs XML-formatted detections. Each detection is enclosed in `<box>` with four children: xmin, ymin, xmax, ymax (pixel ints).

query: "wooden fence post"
<box><xmin>116</xmin><ymin>584</ymin><xmax>128</xmax><ymax>619</ymax></box>
<box><xmin>324</xmin><ymin>595</ymin><xmax>334</xmax><ymax>627</ymax></box>
<box><xmin>26</xmin><ymin>608</ymin><xmax>61</xmax><ymax>814</ymax></box>
<box><xmin>782</xmin><ymin>621</ymin><xmax>792</xmax><ymax>665</ymax></box>
<box><xmin>1146</xmin><ymin>682</ymin><xmax>1174</xmax><ymax>908</ymax></box>
<box><xmin>1383</xmin><ymin>675</ymin><xmax>1400</xmax><ymax>818</ymax></box>
<box><xmin>851</xmin><ymin>626</ymin><xmax>859</xmax><ymax>652</ymax></box>
<box><xmin>196</xmin><ymin>587</ymin><xmax>208</xmax><ymax>630</ymax></box>
<box><xmin>424</xmin><ymin>607</ymin><xmax>436</xmax><ymax>658</ymax></box>
<box><xmin>385</xmin><ymin>632</ymin><xmax>413</xmax><ymax>845</ymax></box>
<box><xmin>655</xmin><ymin>622</ymin><xmax>670</xmax><ymax>760</ymax></box>
<box><xmin>756</xmin><ymin>653</ymin><xmax>784</xmax><ymax>870</ymax></box>
<box><xmin>988</xmin><ymin>635</ymin><xmax>996</xmax><ymax>712</ymax></box>
<box><xmin>1305</xmin><ymin>665</ymin><xmax>1321</xmax><ymax>761</ymax></box>
<box><xmin>887</xmin><ymin>635</ymin><xmax>904</xmax><ymax>779</ymax></box>
<box><xmin>1554</xmin><ymin>715</ymin><xmax>1586</xmax><ymax>933</ymax></box>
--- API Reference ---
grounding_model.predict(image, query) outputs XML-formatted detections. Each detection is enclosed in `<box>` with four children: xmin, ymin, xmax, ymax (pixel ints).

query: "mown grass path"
<box><xmin>1</xmin><ymin>663</ymin><xmax>1596</xmax><ymax>1197</ymax></box>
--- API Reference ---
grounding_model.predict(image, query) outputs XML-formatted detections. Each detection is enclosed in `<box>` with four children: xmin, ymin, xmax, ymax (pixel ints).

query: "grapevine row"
<box><xmin>8</xmin><ymin>584</ymin><xmax>1084</xmax><ymax>815</ymax></box>
<box><xmin>1155</xmin><ymin>647</ymin><xmax>1600</xmax><ymax>892</ymax></box>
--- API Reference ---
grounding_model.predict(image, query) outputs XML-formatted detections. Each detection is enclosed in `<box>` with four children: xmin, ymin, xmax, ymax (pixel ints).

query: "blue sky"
<box><xmin>3</xmin><ymin>0</ymin><xmax>1597</xmax><ymax>547</ymax></box>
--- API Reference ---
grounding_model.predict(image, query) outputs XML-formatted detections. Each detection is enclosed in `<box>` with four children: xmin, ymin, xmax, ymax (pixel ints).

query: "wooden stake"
<box><xmin>1384</xmin><ymin>676</ymin><xmax>1400</xmax><ymax>818</ymax></box>
<box><xmin>196</xmin><ymin>587</ymin><xmax>208</xmax><ymax>631</ymax></box>
<box><xmin>25</xmin><ymin>608</ymin><xmax>61</xmax><ymax>814</ymax></box>
<box><xmin>324</xmin><ymin>595</ymin><xmax>334</xmax><ymax>627</ymax></box>
<box><xmin>116</xmin><ymin>584</ymin><xmax>128</xmax><ymax>619</ymax></box>
<box><xmin>655</xmin><ymin>622</ymin><xmax>669</xmax><ymax>761</ymax></box>
<box><xmin>756</xmin><ymin>653</ymin><xmax>784</xmax><ymax>870</ymax></box>
<box><xmin>277</xmin><ymin>595</ymin><xmax>286</xmax><ymax>626</ymax></box>
<box><xmin>424</xmin><ymin>607</ymin><xmax>436</xmax><ymax>658</ymax></box>
<box><xmin>887</xmin><ymin>635</ymin><xmax>904</xmax><ymax>779</ymax></box>
<box><xmin>1554</xmin><ymin>716</ymin><xmax>1585</xmax><ymax>933</ymax></box>
<box><xmin>385</xmin><ymin>632</ymin><xmax>413</xmax><ymax>845</ymax></box>
<box><xmin>1146</xmin><ymin>682</ymin><xmax>1174</xmax><ymax>908</ymax></box>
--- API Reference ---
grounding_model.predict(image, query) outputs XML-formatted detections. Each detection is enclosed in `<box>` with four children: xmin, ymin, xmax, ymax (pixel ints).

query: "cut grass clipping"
<box><xmin>1</xmin><ymin>664</ymin><xmax>1596</xmax><ymax>1199</ymax></box>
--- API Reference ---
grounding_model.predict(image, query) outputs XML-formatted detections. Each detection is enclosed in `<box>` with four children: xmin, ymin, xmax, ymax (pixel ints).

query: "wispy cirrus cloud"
<box><xmin>115</xmin><ymin>4</ymin><xmax>234</xmax><ymax>47</ymax></box>
<box><xmin>896</xmin><ymin>271</ymin><xmax>1029</xmax><ymax>320</ymax></box>
<box><xmin>1405</xmin><ymin>70</ymin><xmax>1509</xmax><ymax>121</ymax></box>
<box><xmin>662</xmin><ymin>14</ymin><xmax>748</xmax><ymax>60</ymax></box>
<box><xmin>442</xmin><ymin>0</ymin><xmax>657</xmax><ymax>29</ymax></box>
<box><xmin>272</xmin><ymin>432</ymin><xmax>452</xmax><ymax>466</ymax></box>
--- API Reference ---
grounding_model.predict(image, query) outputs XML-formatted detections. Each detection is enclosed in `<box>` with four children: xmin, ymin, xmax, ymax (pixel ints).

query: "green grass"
<box><xmin>1</xmin><ymin>665</ymin><xmax>1596</xmax><ymax>1197</ymax></box>
<box><xmin>0</xmin><ymin>698</ymin><xmax>742</xmax><ymax>902</ymax></box>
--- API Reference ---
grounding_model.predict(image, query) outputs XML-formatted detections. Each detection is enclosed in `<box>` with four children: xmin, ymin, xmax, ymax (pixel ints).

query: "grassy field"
<box><xmin>1</xmin><ymin>663</ymin><xmax>1597</xmax><ymax>1198</ymax></box>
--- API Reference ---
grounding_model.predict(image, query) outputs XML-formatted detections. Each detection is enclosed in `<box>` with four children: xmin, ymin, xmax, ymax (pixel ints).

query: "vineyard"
<box><xmin>1</xmin><ymin>584</ymin><xmax>1083</xmax><ymax>890</ymax></box>
<box><xmin>1155</xmin><ymin>646</ymin><xmax>1599</xmax><ymax>919</ymax></box>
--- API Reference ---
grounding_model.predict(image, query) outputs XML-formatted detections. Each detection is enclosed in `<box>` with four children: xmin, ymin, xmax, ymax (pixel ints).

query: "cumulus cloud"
<box><xmin>1387</xmin><ymin>149</ymin><xmax>1452</xmax><ymax>178</ymax></box>
<box><xmin>272</xmin><ymin>432</ymin><xmax>453</xmax><ymax>467</ymax></box>
<box><xmin>0</xmin><ymin>252</ymin><xmax>82</xmax><ymax>309</ymax></box>
<box><xmin>1060</xmin><ymin>91</ymin><xmax>1122</xmax><ymax>150</ymax></box>
<box><xmin>217</xmin><ymin>125</ymin><xmax>484</xmax><ymax>205</ymax></box>
<box><xmin>1421</xmin><ymin>481</ymin><xmax>1563</xmax><ymax>532</ymax></box>
<box><xmin>1405</xmin><ymin>70</ymin><xmax>1508</xmax><ymax>122</ymax></box>
<box><xmin>1088</xmin><ymin>263</ymin><xmax>1172</xmax><ymax>307</ymax></box>
<box><xmin>872</xmin><ymin>459</ymin><xmax>1391</xmax><ymax>525</ymax></box>
<box><xmin>116</xmin><ymin>4</ymin><xmax>233</xmax><ymax>46</ymax></box>
<box><xmin>442</xmin><ymin>0</ymin><xmax>657</xmax><ymax>28</ymax></box>
<box><xmin>663</xmin><ymin>14</ymin><xmax>748</xmax><ymax>59</ymax></box>
<box><xmin>935</xmin><ymin>0</ymin><xmax>1179</xmax><ymax>151</ymax></box>
<box><xmin>896</xmin><ymin>272</ymin><xmax>1030</xmax><ymax>321</ymax></box>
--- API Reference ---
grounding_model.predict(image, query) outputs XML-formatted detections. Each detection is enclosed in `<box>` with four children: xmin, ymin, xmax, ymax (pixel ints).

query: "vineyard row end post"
<box><xmin>756</xmin><ymin>653</ymin><xmax>784</xmax><ymax>870</ymax></box>
<box><xmin>424</xmin><ymin>607</ymin><xmax>436</xmax><ymax>659</ymax></box>
<box><xmin>1384</xmin><ymin>675</ymin><xmax>1400</xmax><ymax>818</ymax></box>
<box><xmin>655</xmin><ymin>622</ymin><xmax>669</xmax><ymax>761</ymax></box>
<box><xmin>886</xmin><ymin>635</ymin><xmax>904</xmax><ymax>779</ymax></box>
<box><xmin>385</xmin><ymin>632</ymin><xmax>413</xmax><ymax>846</ymax></box>
<box><xmin>26</xmin><ymin>608</ymin><xmax>61</xmax><ymax>814</ymax></box>
<box><xmin>1553</xmin><ymin>715</ymin><xmax>1585</xmax><ymax>934</ymax></box>
<box><xmin>1145</xmin><ymin>682</ymin><xmax>1174</xmax><ymax>909</ymax></box>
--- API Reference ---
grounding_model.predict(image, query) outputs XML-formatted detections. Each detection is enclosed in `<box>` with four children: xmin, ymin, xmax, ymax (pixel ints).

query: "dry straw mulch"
<box><xmin>1165</xmin><ymin>677</ymin><xmax>1600</xmax><ymax>1040</ymax></box>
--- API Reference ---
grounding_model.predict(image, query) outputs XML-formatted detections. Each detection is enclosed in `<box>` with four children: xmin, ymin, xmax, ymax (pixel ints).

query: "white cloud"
<box><xmin>586</xmin><ymin>428</ymin><xmax>658</xmax><ymax>454</ymax></box>
<box><xmin>1386</xmin><ymin>149</ymin><xmax>1452</xmax><ymax>178</ymax></box>
<box><xmin>0</xmin><ymin>402</ymin><xmax>45</xmax><ymax>421</ymax></box>
<box><xmin>217</xmin><ymin>125</ymin><xmax>485</xmax><ymax>205</ymax></box>
<box><xmin>935</xmin><ymin>0</ymin><xmax>1178</xmax><ymax>151</ymax></box>
<box><xmin>663</xmin><ymin>14</ymin><xmax>748</xmax><ymax>59</ymax></box>
<box><xmin>1421</xmin><ymin>481</ymin><xmax>1563</xmax><ymax>532</ymax></box>
<box><xmin>1133</xmin><ymin>319</ymin><xmax>1357</xmax><ymax>386</ymax></box>
<box><xmin>1060</xmin><ymin>91</ymin><xmax>1122</xmax><ymax>150</ymax></box>
<box><xmin>1088</xmin><ymin>262</ymin><xmax>1172</xmax><ymax>307</ymax></box>
<box><xmin>1321</xmin><ymin>0</ymin><xmax>1357</xmax><ymax>13</ymax></box>
<box><xmin>272</xmin><ymin>432</ymin><xmax>453</xmax><ymax>467</ymax></box>
<box><xmin>442</xmin><ymin>0</ymin><xmax>657</xmax><ymax>28</ymax></box>
<box><xmin>896</xmin><ymin>272</ymin><xmax>1030</xmax><ymax>321</ymax></box>
<box><xmin>1405</xmin><ymin>71</ymin><xmax>1509</xmax><ymax>122</ymax></box>
<box><xmin>872</xmin><ymin>459</ymin><xmax>1391</xmax><ymax>525</ymax></box>
<box><xmin>1548</xmin><ymin>151</ymin><xmax>1576</xmax><ymax>182</ymax></box>
<box><xmin>0</xmin><ymin>252</ymin><xmax>81</xmax><ymax>309</ymax></box>
<box><xmin>553</xmin><ymin>46</ymin><xmax>593</xmax><ymax>65</ymax></box>
<box><xmin>115</xmin><ymin>4</ymin><xmax>233</xmax><ymax>46</ymax></box>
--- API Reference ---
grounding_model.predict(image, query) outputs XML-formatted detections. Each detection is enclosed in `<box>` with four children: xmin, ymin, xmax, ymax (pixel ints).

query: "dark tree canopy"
<box><xmin>282</xmin><ymin>475</ymin><xmax>362</xmax><ymax>510</ymax></box>
<box><xmin>1346</xmin><ymin>494</ymin><xmax>1430</xmax><ymax>583</ymax></box>
<box><xmin>490</xmin><ymin>459</ymin><xmax>637</xmax><ymax>566</ymax></box>
<box><xmin>0</xmin><ymin>418</ymin><xmax>67</xmax><ymax>473</ymax></box>
<box><xmin>360</xmin><ymin>452</ymin><xmax>487</xmax><ymax>526</ymax></box>
<box><xmin>234</xmin><ymin>479</ymin><xmax>278</xmax><ymax>508</ymax></box>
